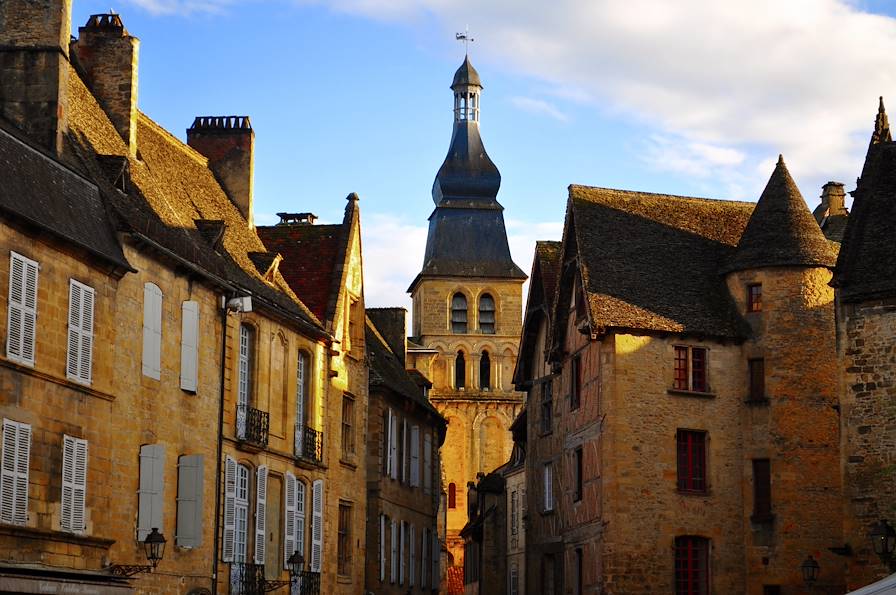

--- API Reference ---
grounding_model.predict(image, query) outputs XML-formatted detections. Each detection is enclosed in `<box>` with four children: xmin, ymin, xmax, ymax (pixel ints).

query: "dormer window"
<box><xmin>479</xmin><ymin>294</ymin><xmax>495</xmax><ymax>334</ymax></box>
<box><xmin>451</xmin><ymin>293</ymin><xmax>468</xmax><ymax>334</ymax></box>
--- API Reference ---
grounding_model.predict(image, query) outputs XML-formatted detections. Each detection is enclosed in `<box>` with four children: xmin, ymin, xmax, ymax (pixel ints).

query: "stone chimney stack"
<box><xmin>0</xmin><ymin>0</ymin><xmax>73</xmax><ymax>154</ymax></box>
<box><xmin>368</xmin><ymin>308</ymin><xmax>408</xmax><ymax>366</ymax></box>
<box><xmin>187</xmin><ymin>116</ymin><xmax>255</xmax><ymax>227</ymax></box>
<box><xmin>72</xmin><ymin>14</ymin><xmax>140</xmax><ymax>156</ymax></box>
<box><xmin>821</xmin><ymin>181</ymin><xmax>846</xmax><ymax>213</ymax></box>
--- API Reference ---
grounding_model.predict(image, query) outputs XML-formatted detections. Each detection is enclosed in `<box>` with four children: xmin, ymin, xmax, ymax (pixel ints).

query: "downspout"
<box><xmin>212</xmin><ymin>301</ymin><xmax>229</xmax><ymax>594</ymax></box>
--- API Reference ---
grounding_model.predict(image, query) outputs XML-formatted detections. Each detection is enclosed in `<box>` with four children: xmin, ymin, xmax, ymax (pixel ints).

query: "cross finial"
<box><xmin>456</xmin><ymin>26</ymin><xmax>474</xmax><ymax>55</ymax></box>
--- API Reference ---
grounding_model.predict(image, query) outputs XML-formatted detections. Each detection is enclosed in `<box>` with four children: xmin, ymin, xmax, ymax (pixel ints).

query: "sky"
<box><xmin>71</xmin><ymin>0</ymin><xmax>896</xmax><ymax>311</ymax></box>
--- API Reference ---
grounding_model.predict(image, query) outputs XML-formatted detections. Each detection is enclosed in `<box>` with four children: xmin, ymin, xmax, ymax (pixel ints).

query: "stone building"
<box><xmin>834</xmin><ymin>99</ymin><xmax>896</xmax><ymax>591</ymax></box>
<box><xmin>363</xmin><ymin>308</ymin><xmax>446</xmax><ymax>594</ymax></box>
<box><xmin>503</xmin><ymin>411</ymin><xmax>527</xmax><ymax>595</ymax></box>
<box><xmin>405</xmin><ymin>55</ymin><xmax>526</xmax><ymax>569</ymax></box>
<box><xmin>459</xmin><ymin>472</ymin><xmax>506</xmax><ymax>595</ymax></box>
<box><xmin>516</xmin><ymin>160</ymin><xmax>845</xmax><ymax>594</ymax></box>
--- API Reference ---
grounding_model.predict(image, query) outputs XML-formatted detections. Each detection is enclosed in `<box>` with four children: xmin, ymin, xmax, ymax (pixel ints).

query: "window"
<box><xmin>61</xmin><ymin>435</ymin><xmax>88</xmax><ymax>533</ymax></box>
<box><xmin>543</xmin><ymin>554</ymin><xmax>556</xmax><ymax>595</ymax></box>
<box><xmin>236</xmin><ymin>324</ymin><xmax>255</xmax><ymax>439</ymax></box>
<box><xmin>341</xmin><ymin>394</ymin><xmax>355</xmax><ymax>458</ymax></box>
<box><xmin>175</xmin><ymin>454</ymin><xmax>203</xmax><ymax>548</ymax></box>
<box><xmin>180</xmin><ymin>301</ymin><xmax>199</xmax><ymax>392</ymax></box>
<box><xmin>479</xmin><ymin>294</ymin><xmax>495</xmax><ymax>334</ymax></box>
<box><xmin>747</xmin><ymin>283</ymin><xmax>762</xmax><ymax>313</ymax></box>
<box><xmin>254</xmin><ymin>466</ymin><xmax>268</xmax><ymax>564</ymax></box>
<box><xmin>543</xmin><ymin>462</ymin><xmax>554</xmax><ymax>512</ymax></box>
<box><xmin>674</xmin><ymin>536</ymin><xmax>709</xmax><ymax>595</ymax></box>
<box><xmin>748</xmin><ymin>358</ymin><xmax>765</xmax><ymax>402</ymax></box>
<box><xmin>752</xmin><ymin>459</ymin><xmax>772</xmax><ymax>521</ymax></box>
<box><xmin>310</xmin><ymin>479</ymin><xmax>324</xmax><ymax>572</ymax></box>
<box><xmin>574</xmin><ymin>447</ymin><xmax>584</xmax><ymax>501</ymax></box>
<box><xmin>295</xmin><ymin>351</ymin><xmax>309</xmax><ymax>457</ymax></box>
<box><xmin>575</xmin><ymin>548</ymin><xmax>584</xmax><ymax>595</ymax></box>
<box><xmin>673</xmin><ymin>346</ymin><xmax>708</xmax><ymax>393</ymax></box>
<box><xmin>455</xmin><ymin>351</ymin><xmax>465</xmax><ymax>389</ymax></box>
<box><xmin>385</xmin><ymin>409</ymin><xmax>398</xmax><ymax>480</ymax></box>
<box><xmin>284</xmin><ymin>472</ymin><xmax>306</xmax><ymax>570</ymax></box>
<box><xmin>541</xmin><ymin>378</ymin><xmax>553</xmax><ymax>433</ymax></box>
<box><xmin>379</xmin><ymin>514</ymin><xmax>386</xmax><ymax>582</ymax></box>
<box><xmin>409</xmin><ymin>524</ymin><xmax>416</xmax><ymax>586</ymax></box>
<box><xmin>676</xmin><ymin>430</ymin><xmax>706</xmax><ymax>494</ymax></box>
<box><xmin>137</xmin><ymin>444</ymin><xmax>164</xmax><ymax>540</ymax></box>
<box><xmin>571</xmin><ymin>355</ymin><xmax>582</xmax><ymax>410</ymax></box>
<box><xmin>448</xmin><ymin>482</ymin><xmax>457</xmax><ymax>509</ymax></box>
<box><xmin>337</xmin><ymin>502</ymin><xmax>352</xmax><ymax>576</ymax></box>
<box><xmin>0</xmin><ymin>419</ymin><xmax>31</xmax><ymax>524</ymax></box>
<box><xmin>7</xmin><ymin>252</ymin><xmax>38</xmax><ymax>366</ymax></box>
<box><xmin>399</xmin><ymin>520</ymin><xmax>406</xmax><ymax>585</ymax></box>
<box><xmin>451</xmin><ymin>293</ymin><xmax>467</xmax><ymax>333</ymax></box>
<box><xmin>222</xmin><ymin>457</ymin><xmax>249</xmax><ymax>563</ymax></box>
<box><xmin>66</xmin><ymin>280</ymin><xmax>95</xmax><ymax>385</ymax></box>
<box><xmin>763</xmin><ymin>586</ymin><xmax>782</xmax><ymax>595</ymax></box>
<box><xmin>509</xmin><ymin>562</ymin><xmax>519</xmax><ymax>595</ymax></box>
<box><xmin>400</xmin><ymin>419</ymin><xmax>408</xmax><ymax>484</ymax></box>
<box><xmin>510</xmin><ymin>490</ymin><xmax>519</xmax><ymax>542</ymax></box>
<box><xmin>480</xmin><ymin>351</ymin><xmax>490</xmax><ymax>390</ymax></box>
<box><xmin>142</xmin><ymin>282</ymin><xmax>162</xmax><ymax>379</ymax></box>
<box><xmin>390</xmin><ymin>519</ymin><xmax>398</xmax><ymax>583</ymax></box>
<box><xmin>422</xmin><ymin>527</ymin><xmax>429</xmax><ymax>588</ymax></box>
<box><xmin>423</xmin><ymin>432</ymin><xmax>432</xmax><ymax>494</ymax></box>
<box><xmin>410</xmin><ymin>425</ymin><xmax>420</xmax><ymax>487</ymax></box>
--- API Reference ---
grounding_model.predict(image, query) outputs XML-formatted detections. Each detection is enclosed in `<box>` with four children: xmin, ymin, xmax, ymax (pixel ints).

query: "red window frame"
<box><xmin>676</xmin><ymin>430</ymin><xmax>706</xmax><ymax>493</ymax></box>
<box><xmin>675</xmin><ymin>536</ymin><xmax>709</xmax><ymax>595</ymax></box>
<box><xmin>674</xmin><ymin>347</ymin><xmax>689</xmax><ymax>390</ymax></box>
<box><xmin>448</xmin><ymin>482</ymin><xmax>457</xmax><ymax>509</ymax></box>
<box><xmin>747</xmin><ymin>284</ymin><xmax>762</xmax><ymax>313</ymax></box>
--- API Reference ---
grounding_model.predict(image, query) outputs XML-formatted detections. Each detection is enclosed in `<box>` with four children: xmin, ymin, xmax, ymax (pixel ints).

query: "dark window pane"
<box><xmin>674</xmin><ymin>347</ymin><xmax>689</xmax><ymax>390</ymax></box>
<box><xmin>574</xmin><ymin>447</ymin><xmax>583</xmax><ymax>501</ymax></box>
<box><xmin>479</xmin><ymin>294</ymin><xmax>496</xmax><ymax>334</ymax></box>
<box><xmin>676</xmin><ymin>430</ymin><xmax>707</xmax><ymax>493</ymax></box>
<box><xmin>748</xmin><ymin>284</ymin><xmax>762</xmax><ymax>313</ymax></box>
<box><xmin>448</xmin><ymin>483</ymin><xmax>456</xmax><ymax>509</ymax></box>
<box><xmin>480</xmin><ymin>352</ymin><xmax>491</xmax><ymax>389</ymax></box>
<box><xmin>753</xmin><ymin>459</ymin><xmax>772</xmax><ymax>519</ymax></box>
<box><xmin>571</xmin><ymin>355</ymin><xmax>582</xmax><ymax>410</ymax></box>
<box><xmin>749</xmin><ymin>359</ymin><xmax>765</xmax><ymax>402</ymax></box>
<box><xmin>675</xmin><ymin>536</ymin><xmax>709</xmax><ymax>595</ymax></box>
<box><xmin>455</xmin><ymin>352</ymin><xmax>465</xmax><ymax>389</ymax></box>
<box><xmin>691</xmin><ymin>348</ymin><xmax>707</xmax><ymax>392</ymax></box>
<box><xmin>452</xmin><ymin>293</ymin><xmax>468</xmax><ymax>333</ymax></box>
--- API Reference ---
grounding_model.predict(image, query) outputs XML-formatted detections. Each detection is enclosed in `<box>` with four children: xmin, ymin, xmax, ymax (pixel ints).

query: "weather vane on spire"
<box><xmin>456</xmin><ymin>26</ymin><xmax>474</xmax><ymax>55</ymax></box>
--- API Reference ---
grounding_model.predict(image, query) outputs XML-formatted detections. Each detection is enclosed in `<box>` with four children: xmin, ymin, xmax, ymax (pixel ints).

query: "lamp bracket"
<box><xmin>108</xmin><ymin>564</ymin><xmax>153</xmax><ymax>577</ymax></box>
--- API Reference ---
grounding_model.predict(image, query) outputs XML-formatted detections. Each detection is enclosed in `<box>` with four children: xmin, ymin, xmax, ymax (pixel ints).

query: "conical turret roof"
<box><xmin>724</xmin><ymin>155</ymin><xmax>836</xmax><ymax>273</ymax></box>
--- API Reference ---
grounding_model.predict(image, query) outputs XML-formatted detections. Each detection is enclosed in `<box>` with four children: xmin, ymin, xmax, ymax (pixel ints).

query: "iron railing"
<box><xmin>229</xmin><ymin>563</ymin><xmax>320</xmax><ymax>595</ymax></box>
<box><xmin>298</xmin><ymin>426</ymin><xmax>323</xmax><ymax>465</ymax></box>
<box><xmin>237</xmin><ymin>406</ymin><xmax>269</xmax><ymax>448</ymax></box>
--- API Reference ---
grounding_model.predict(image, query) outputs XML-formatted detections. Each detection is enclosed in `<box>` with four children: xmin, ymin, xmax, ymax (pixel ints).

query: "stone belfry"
<box><xmin>406</xmin><ymin>54</ymin><xmax>526</xmax><ymax>564</ymax></box>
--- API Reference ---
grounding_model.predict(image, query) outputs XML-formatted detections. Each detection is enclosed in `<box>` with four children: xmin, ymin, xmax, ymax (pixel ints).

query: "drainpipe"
<box><xmin>212</xmin><ymin>300</ymin><xmax>229</xmax><ymax>594</ymax></box>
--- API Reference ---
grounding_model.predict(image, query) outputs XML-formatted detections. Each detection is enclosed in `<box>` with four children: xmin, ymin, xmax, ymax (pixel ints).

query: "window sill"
<box><xmin>541</xmin><ymin>508</ymin><xmax>556</xmax><ymax>516</ymax></box>
<box><xmin>667</xmin><ymin>389</ymin><xmax>716</xmax><ymax>399</ymax></box>
<box><xmin>339</xmin><ymin>457</ymin><xmax>358</xmax><ymax>470</ymax></box>
<box><xmin>677</xmin><ymin>489</ymin><xmax>710</xmax><ymax>497</ymax></box>
<box><xmin>538</xmin><ymin>430</ymin><xmax>553</xmax><ymax>437</ymax></box>
<box><xmin>336</xmin><ymin>574</ymin><xmax>352</xmax><ymax>584</ymax></box>
<box><xmin>745</xmin><ymin>397</ymin><xmax>770</xmax><ymax>406</ymax></box>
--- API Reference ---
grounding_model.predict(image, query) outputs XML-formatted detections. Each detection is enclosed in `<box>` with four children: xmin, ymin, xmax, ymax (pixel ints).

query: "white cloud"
<box><xmin>510</xmin><ymin>96</ymin><xmax>569</xmax><ymax>122</ymax></box>
<box><xmin>125</xmin><ymin>0</ymin><xmax>235</xmax><ymax>15</ymax></box>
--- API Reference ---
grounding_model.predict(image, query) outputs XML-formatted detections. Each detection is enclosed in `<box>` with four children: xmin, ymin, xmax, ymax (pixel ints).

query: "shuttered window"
<box><xmin>296</xmin><ymin>479</ymin><xmax>306</xmax><ymax>561</ymax></box>
<box><xmin>409</xmin><ymin>524</ymin><xmax>416</xmax><ymax>587</ymax></box>
<box><xmin>543</xmin><ymin>462</ymin><xmax>554</xmax><ymax>512</ymax></box>
<box><xmin>142</xmin><ymin>283</ymin><xmax>162</xmax><ymax>379</ymax></box>
<box><xmin>180</xmin><ymin>301</ymin><xmax>199</xmax><ymax>392</ymax></box>
<box><xmin>389</xmin><ymin>410</ymin><xmax>398</xmax><ymax>480</ymax></box>
<box><xmin>478</xmin><ymin>293</ymin><xmax>495</xmax><ymax>334</ymax></box>
<box><xmin>294</xmin><ymin>352</ymin><xmax>308</xmax><ymax>457</ymax></box>
<box><xmin>401</xmin><ymin>419</ymin><xmax>408</xmax><ymax>484</ymax></box>
<box><xmin>66</xmin><ymin>280</ymin><xmax>95</xmax><ymax>385</ymax></box>
<box><xmin>337</xmin><ymin>501</ymin><xmax>351</xmax><ymax>576</ymax></box>
<box><xmin>399</xmin><ymin>520</ymin><xmax>406</xmax><ymax>585</ymax></box>
<box><xmin>410</xmin><ymin>425</ymin><xmax>420</xmax><ymax>487</ymax></box>
<box><xmin>451</xmin><ymin>293</ymin><xmax>467</xmax><ymax>333</ymax></box>
<box><xmin>284</xmin><ymin>472</ymin><xmax>296</xmax><ymax>567</ymax></box>
<box><xmin>421</xmin><ymin>527</ymin><xmax>429</xmax><ymax>589</ymax></box>
<box><xmin>137</xmin><ymin>444</ymin><xmax>164</xmax><ymax>540</ymax></box>
<box><xmin>432</xmin><ymin>528</ymin><xmax>439</xmax><ymax>590</ymax></box>
<box><xmin>236</xmin><ymin>324</ymin><xmax>254</xmax><ymax>439</ymax></box>
<box><xmin>379</xmin><ymin>514</ymin><xmax>386</xmax><ymax>582</ymax></box>
<box><xmin>60</xmin><ymin>435</ymin><xmax>88</xmax><ymax>533</ymax></box>
<box><xmin>310</xmin><ymin>479</ymin><xmax>323</xmax><ymax>572</ymax></box>
<box><xmin>0</xmin><ymin>419</ymin><xmax>30</xmax><ymax>524</ymax></box>
<box><xmin>423</xmin><ymin>432</ymin><xmax>432</xmax><ymax>494</ymax></box>
<box><xmin>223</xmin><ymin>456</ymin><xmax>237</xmax><ymax>562</ymax></box>
<box><xmin>176</xmin><ymin>454</ymin><xmax>203</xmax><ymax>548</ymax></box>
<box><xmin>235</xmin><ymin>464</ymin><xmax>249</xmax><ymax>562</ymax></box>
<box><xmin>254</xmin><ymin>465</ymin><xmax>268</xmax><ymax>564</ymax></box>
<box><xmin>6</xmin><ymin>252</ymin><xmax>38</xmax><ymax>366</ymax></box>
<box><xmin>390</xmin><ymin>519</ymin><xmax>398</xmax><ymax>583</ymax></box>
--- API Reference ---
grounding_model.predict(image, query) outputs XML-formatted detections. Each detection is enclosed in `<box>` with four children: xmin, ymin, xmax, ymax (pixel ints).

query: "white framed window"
<box><xmin>0</xmin><ymin>418</ymin><xmax>31</xmax><ymax>524</ymax></box>
<box><xmin>7</xmin><ymin>252</ymin><xmax>38</xmax><ymax>366</ymax></box>
<box><xmin>67</xmin><ymin>280</ymin><xmax>95</xmax><ymax>385</ymax></box>
<box><xmin>141</xmin><ymin>283</ymin><xmax>162</xmax><ymax>379</ymax></box>
<box><xmin>137</xmin><ymin>444</ymin><xmax>164</xmax><ymax>540</ymax></box>
<box><xmin>60</xmin><ymin>435</ymin><xmax>88</xmax><ymax>533</ymax></box>
<box><xmin>421</xmin><ymin>527</ymin><xmax>429</xmax><ymax>588</ymax></box>
<box><xmin>254</xmin><ymin>465</ymin><xmax>268</xmax><ymax>564</ymax></box>
<box><xmin>235</xmin><ymin>463</ymin><xmax>249</xmax><ymax>562</ymax></box>
<box><xmin>236</xmin><ymin>324</ymin><xmax>254</xmax><ymax>439</ymax></box>
<box><xmin>294</xmin><ymin>351</ymin><xmax>309</xmax><ymax>457</ymax></box>
<box><xmin>180</xmin><ymin>301</ymin><xmax>199</xmax><ymax>392</ymax></box>
<box><xmin>283</xmin><ymin>471</ymin><xmax>306</xmax><ymax>570</ymax></box>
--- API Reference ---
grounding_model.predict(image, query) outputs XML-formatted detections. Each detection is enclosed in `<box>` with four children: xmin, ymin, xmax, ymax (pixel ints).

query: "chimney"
<box><xmin>187</xmin><ymin>116</ymin><xmax>255</xmax><ymax>227</ymax></box>
<box><xmin>0</xmin><ymin>0</ymin><xmax>72</xmax><ymax>154</ymax></box>
<box><xmin>821</xmin><ymin>181</ymin><xmax>846</xmax><ymax>213</ymax></box>
<box><xmin>367</xmin><ymin>308</ymin><xmax>407</xmax><ymax>366</ymax></box>
<box><xmin>72</xmin><ymin>14</ymin><xmax>139</xmax><ymax>156</ymax></box>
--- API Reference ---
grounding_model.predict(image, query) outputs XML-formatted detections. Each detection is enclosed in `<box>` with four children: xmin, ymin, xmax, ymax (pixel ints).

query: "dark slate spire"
<box><xmin>872</xmin><ymin>96</ymin><xmax>892</xmax><ymax>145</ymax></box>
<box><xmin>724</xmin><ymin>155</ymin><xmax>836</xmax><ymax>273</ymax></box>
<box><xmin>412</xmin><ymin>57</ymin><xmax>526</xmax><ymax>289</ymax></box>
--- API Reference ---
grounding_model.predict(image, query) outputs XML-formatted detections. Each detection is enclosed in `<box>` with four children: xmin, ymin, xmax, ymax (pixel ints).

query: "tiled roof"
<box><xmin>257</xmin><ymin>222</ymin><xmax>342</xmax><ymax>323</ymax></box>
<box><xmin>724</xmin><ymin>156</ymin><xmax>836</xmax><ymax>273</ymax></box>
<box><xmin>568</xmin><ymin>185</ymin><xmax>754</xmax><ymax>338</ymax></box>
<box><xmin>446</xmin><ymin>566</ymin><xmax>464</xmax><ymax>595</ymax></box>
<box><xmin>535</xmin><ymin>240</ymin><xmax>562</xmax><ymax>308</ymax></box>
<box><xmin>513</xmin><ymin>240</ymin><xmax>561</xmax><ymax>386</ymax></box>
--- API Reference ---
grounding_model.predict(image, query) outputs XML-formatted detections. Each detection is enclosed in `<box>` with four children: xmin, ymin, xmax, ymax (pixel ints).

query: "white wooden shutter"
<box><xmin>180</xmin><ymin>301</ymin><xmax>199</xmax><ymax>392</ymax></box>
<box><xmin>422</xmin><ymin>527</ymin><xmax>429</xmax><ymax>589</ymax></box>
<box><xmin>423</xmin><ymin>432</ymin><xmax>432</xmax><ymax>494</ymax></box>
<box><xmin>1</xmin><ymin>419</ymin><xmax>30</xmax><ymax>524</ymax></box>
<box><xmin>310</xmin><ymin>479</ymin><xmax>323</xmax><ymax>572</ymax></box>
<box><xmin>61</xmin><ymin>435</ymin><xmax>87</xmax><ymax>533</ymax></box>
<box><xmin>296</xmin><ymin>479</ymin><xmax>306</xmax><ymax>559</ymax></box>
<box><xmin>390</xmin><ymin>519</ymin><xmax>397</xmax><ymax>583</ymax></box>
<box><xmin>389</xmin><ymin>411</ymin><xmax>398</xmax><ymax>480</ymax></box>
<box><xmin>401</xmin><ymin>420</ymin><xmax>408</xmax><ymax>484</ymax></box>
<box><xmin>7</xmin><ymin>252</ymin><xmax>38</xmax><ymax>366</ymax></box>
<box><xmin>410</xmin><ymin>524</ymin><xmax>416</xmax><ymax>587</ymax></box>
<box><xmin>137</xmin><ymin>444</ymin><xmax>164</xmax><ymax>540</ymax></box>
<box><xmin>410</xmin><ymin>425</ymin><xmax>420</xmax><ymax>487</ymax></box>
<box><xmin>379</xmin><ymin>514</ymin><xmax>386</xmax><ymax>582</ymax></box>
<box><xmin>544</xmin><ymin>463</ymin><xmax>553</xmax><ymax>511</ymax></box>
<box><xmin>284</xmin><ymin>472</ymin><xmax>296</xmax><ymax>567</ymax></box>
<box><xmin>176</xmin><ymin>454</ymin><xmax>203</xmax><ymax>548</ymax></box>
<box><xmin>254</xmin><ymin>465</ymin><xmax>268</xmax><ymax>564</ymax></box>
<box><xmin>222</xmin><ymin>456</ymin><xmax>237</xmax><ymax>562</ymax></box>
<box><xmin>399</xmin><ymin>520</ymin><xmax>406</xmax><ymax>585</ymax></box>
<box><xmin>67</xmin><ymin>280</ymin><xmax>94</xmax><ymax>385</ymax></box>
<box><xmin>142</xmin><ymin>283</ymin><xmax>162</xmax><ymax>379</ymax></box>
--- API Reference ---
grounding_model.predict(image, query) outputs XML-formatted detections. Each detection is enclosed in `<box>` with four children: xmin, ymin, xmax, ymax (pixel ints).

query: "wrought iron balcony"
<box><xmin>296</xmin><ymin>425</ymin><xmax>323</xmax><ymax>465</ymax></box>
<box><xmin>229</xmin><ymin>562</ymin><xmax>320</xmax><ymax>594</ymax></box>
<box><xmin>236</xmin><ymin>405</ymin><xmax>269</xmax><ymax>448</ymax></box>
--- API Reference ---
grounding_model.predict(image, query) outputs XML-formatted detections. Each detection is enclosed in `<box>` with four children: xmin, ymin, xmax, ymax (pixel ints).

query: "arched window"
<box><xmin>448</xmin><ymin>483</ymin><xmax>457</xmax><ymax>509</ymax></box>
<box><xmin>455</xmin><ymin>351</ymin><xmax>466</xmax><ymax>389</ymax></box>
<box><xmin>451</xmin><ymin>293</ymin><xmax>468</xmax><ymax>333</ymax></box>
<box><xmin>236</xmin><ymin>324</ymin><xmax>255</xmax><ymax>439</ymax></box>
<box><xmin>295</xmin><ymin>351</ymin><xmax>311</xmax><ymax>457</ymax></box>
<box><xmin>480</xmin><ymin>351</ymin><xmax>491</xmax><ymax>390</ymax></box>
<box><xmin>479</xmin><ymin>294</ymin><xmax>496</xmax><ymax>334</ymax></box>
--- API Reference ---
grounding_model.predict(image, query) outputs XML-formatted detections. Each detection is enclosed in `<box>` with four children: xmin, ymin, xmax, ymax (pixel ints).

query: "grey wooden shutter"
<box><xmin>7</xmin><ymin>252</ymin><xmax>38</xmax><ymax>366</ymax></box>
<box><xmin>399</xmin><ymin>520</ymin><xmax>406</xmax><ymax>585</ymax></box>
<box><xmin>379</xmin><ymin>514</ymin><xmax>385</xmax><ymax>582</ymax></box>
<box><xmin>310</xmin><ymin>479</ymin><xmax>323</xmax><ymax>572</ymax></box>
<box><xmin>421</xmin><ymin>527</ymin><xmax>429</xmax><ymax>588</ymax></box>
<box><xmin>390</xmin><ymin>519</ymin><xmax>397</xmax><ymax>583</ymax></box>
<box><xmin>222</xmin><ymin>456</ymin><xmax>237</xmax><ymax>562</ymax></box>
<box><xmin>176</xmin><ymin>454</ymin><xmax>203</xmax><ymax>548</ymax></box>
<box><xmin>254</xmin><ymin>465</ymin><xmax>268</xmax><ymax>564</ymax></box>
<box><xmin>401</xmin><ymin>419</ymin><xmax>408</xmax><ymax>484</ymax></box>
<box><xmin>390</xmin><ymin>411</ymin><xmax>399</xmax><ymax>480</ymax></box>
<box><xmin>1</xmin><ymin>419</ymin><xmax>30</xmax><ymax>524</ymax></box>
<box><xmin>142</xmin><ymin>283</ymin><xmax>162</xmax><ymax>379</ymax></box>
<box><xmin>137</xmin><ymin>444</ymin><xmax>164</xmax><ymax>540</ymax></box>
<box><xmin>61</xmin><ymin>435</ymin><xmax>88</xmax><ymax>533</ymax></box>
<box><xmin>284</xmin><ymin>472</ymin><xmax>296</xmax><ymax>568</ymax></box>
<box><xmin>423</xmin><ymin>432</ymin><xmax>432</xmax><ymax>494</ymax></box>
<box><xmin>180</xmin><ymin>301</ymin><xmax>199</xmax><ymax>392</ymax></box>
<box><xmin>410</xmin><ymin>523</ymin><xmax>416</xmax><ymax>586</ymax></box>
<box><xmin>67</xmin><ymin>280</ymin><xmax>94</xmax><ymax>385</ymax></box>
<box><xmin>410</xmin><ymin>425</ymin><xmax>420</xmax><ymax>487</ymax></box>
<box><xmin>432</xmin><ymin>529</ymin><xmax>439</xmax><ymax>590</ymax></box>
<box><xmin>296</xmin><ymin>479</ymin><xmax>306</xmax><ymax>559</ymax></box>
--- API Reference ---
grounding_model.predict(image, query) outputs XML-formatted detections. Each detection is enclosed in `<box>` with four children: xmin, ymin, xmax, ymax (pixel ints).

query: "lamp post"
<box><xmin>869</xmin><ymin>519</ymin><xmax>896</xmax><ymax>572</ymax></box>
<box><xmin>109</xmin><ymin>528</ymin><xmax>167</xmax><ymax>577</ymax></box>
<box><xmin>801</xmin><ymin>554</ymin><xmax>820</xmax><ymax>592</ymax></box>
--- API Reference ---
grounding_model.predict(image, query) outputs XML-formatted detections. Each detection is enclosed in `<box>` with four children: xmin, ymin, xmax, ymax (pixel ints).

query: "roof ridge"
<box><xmin>569</xmin><ymin>184</ymin><xmax>753</xmax><ymax>206</ymax></box>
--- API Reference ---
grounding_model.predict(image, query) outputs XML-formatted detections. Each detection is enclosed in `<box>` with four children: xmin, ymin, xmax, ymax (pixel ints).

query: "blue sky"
<box><xmin>71</xmin><ymin>0</ymin><xmax>896</xmax><ymax>308</ymax></box>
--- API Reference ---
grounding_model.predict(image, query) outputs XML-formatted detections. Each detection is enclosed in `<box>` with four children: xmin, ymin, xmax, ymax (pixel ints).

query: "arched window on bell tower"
<box><xmin>479</xmin><ymin>293</ymin><xmax>495</xmax><ymax>334</ymax></box>
<box><xmin>480</xmin><ymin>351</ymin><xmax>491</xmax><ymax>390</ymax></box>
<box><xmin>455</xmin><ymin>351</ymin><xmax>466</xmax><ymax>389</ymax></box>
<box><xmin>451</xmin><ymin>293</ymin><xmax>468</xmax><ymax>333</ymax></box>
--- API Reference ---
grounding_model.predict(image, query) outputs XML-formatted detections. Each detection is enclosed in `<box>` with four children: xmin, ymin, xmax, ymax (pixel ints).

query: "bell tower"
<box><xmin>406</xmin><ymin>55</ymin><xmax>526</xmax><ymax>566</ymax></box>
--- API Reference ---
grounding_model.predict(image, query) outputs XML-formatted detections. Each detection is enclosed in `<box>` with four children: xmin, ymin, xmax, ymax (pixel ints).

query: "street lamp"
<box><xmin>109</xmin><ymin>528</ymin><xmax>168</xmax><ymax>577</ymax></box>
<box><xmin>801</xmin><ymin>554</ymin><xmax>820</xmax><ymax>590</ymax></box>
<box><xmin>287</xmin><ymin>551</ymin><xmax>304</xmax><ymax>579</ymax></box>
<box><xmin>869</xmin><ymin>519</ymin><xmax>896</xmax><ymax>571</ymax></box>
